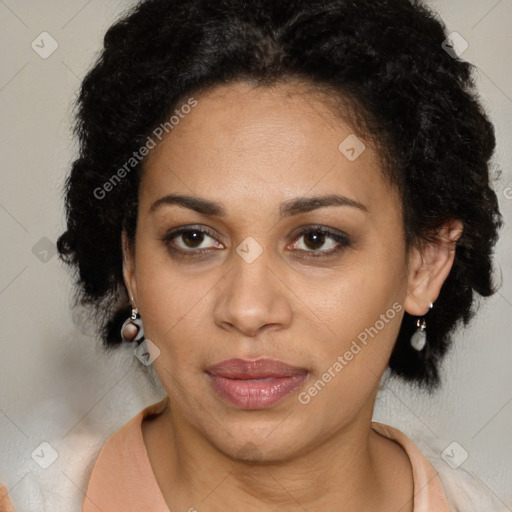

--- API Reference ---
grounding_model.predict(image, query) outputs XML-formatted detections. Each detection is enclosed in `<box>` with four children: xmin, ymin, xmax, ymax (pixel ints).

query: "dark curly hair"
<box><xmin>57</xmin><ymin>0</ymin><xmax>503</xmax><ymax>390</ymax></box>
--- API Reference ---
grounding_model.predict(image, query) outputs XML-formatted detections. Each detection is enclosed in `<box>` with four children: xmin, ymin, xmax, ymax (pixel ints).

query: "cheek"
<box><xmin>305</xmin><ymin>251</ymin><xmax>406</xmax><ymax>343</ymax></box>
<box><xmin>295</xmin><ymin>250</ymin><xmax>406</xmax><ymax>406</ymax></box>
<box><xmin>296</xmin><ymin>279</ymin><xmax>404</xmax><ymax>422</ymax></box>
<box><xmin>133</xmin><ymin>245</ymin><xmax>223</xmax><ymax>373</ymax></box>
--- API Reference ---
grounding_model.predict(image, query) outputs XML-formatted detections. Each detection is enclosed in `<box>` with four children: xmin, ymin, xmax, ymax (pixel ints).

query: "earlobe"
<box><xmin>404</xmin><ymin>220</ymin><xmax>463</xmax><ymax>316</ymax></box>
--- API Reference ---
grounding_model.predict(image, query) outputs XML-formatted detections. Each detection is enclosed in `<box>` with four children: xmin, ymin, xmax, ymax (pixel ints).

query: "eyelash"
<box><xmin>161</xmin><ymin>225</ymin><xmax>351</xmax><ymax>259</ymax></box>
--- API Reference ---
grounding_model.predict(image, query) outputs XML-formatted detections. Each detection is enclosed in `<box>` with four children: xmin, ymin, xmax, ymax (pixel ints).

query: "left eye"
<box><xmin>290</xmin><ymin>228</ymin><xmax>349</xmax><ymax>255</ymax></box>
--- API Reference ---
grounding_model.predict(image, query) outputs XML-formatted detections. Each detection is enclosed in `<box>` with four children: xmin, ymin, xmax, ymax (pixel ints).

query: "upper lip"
<box><xmin>206</xmin><ymin>358</ymin><xmax>308</xmax><ymax>379</ymax></box>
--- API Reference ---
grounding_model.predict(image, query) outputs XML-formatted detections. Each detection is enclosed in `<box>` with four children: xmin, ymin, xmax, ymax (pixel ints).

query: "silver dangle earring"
<box><xmin>410</xmin><ymin>302</ymin><xmax>433</xmax><ymax>351</ymax></box>
<box><xmin>121</xmin><ymin>307</ymin><xmax>144</xmax><ymax>342</ymax></box>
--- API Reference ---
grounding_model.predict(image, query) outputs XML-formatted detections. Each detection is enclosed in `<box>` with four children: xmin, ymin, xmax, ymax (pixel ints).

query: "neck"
<box><xmin>148</xmin><ymin>392</ymin><xmax>413</xmax><ymax>511</ymax></box>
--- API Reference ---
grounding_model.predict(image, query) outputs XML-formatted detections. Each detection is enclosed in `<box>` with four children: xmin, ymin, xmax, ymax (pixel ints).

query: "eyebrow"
<box><xmin>149</xmin><ymin>193</ymin><xmax>368</xmax><ymax>218</ymax></box>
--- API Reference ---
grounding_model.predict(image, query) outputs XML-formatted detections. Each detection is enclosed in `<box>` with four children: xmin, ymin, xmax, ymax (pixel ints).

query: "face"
<box><xmin>123</xmin><ymin>81</ymin><xmax>418</xmax><ymax>461</ymax></box>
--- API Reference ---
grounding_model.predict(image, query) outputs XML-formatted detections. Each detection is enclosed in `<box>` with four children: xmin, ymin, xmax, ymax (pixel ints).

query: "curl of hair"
<box><xmin>57</xmin><ymin>0</ymin><xmax>503</xmax><ymax>390</ymax></box>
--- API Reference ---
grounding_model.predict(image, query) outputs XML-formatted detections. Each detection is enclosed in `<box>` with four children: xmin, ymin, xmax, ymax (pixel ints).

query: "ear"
<box><xmin>404</xmin><ymin>219</ymin><xmax>463</xmax><ymax>316</ymax></box>
<box><xmin>121</xmin><ymin>229</ymin><xmax>138</xmax><ymax>306</ymax></box>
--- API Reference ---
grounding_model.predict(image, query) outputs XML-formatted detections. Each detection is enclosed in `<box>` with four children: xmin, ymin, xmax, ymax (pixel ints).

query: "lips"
<box><xmin>206</xmin><ymin>358</ymin><xmax>308</xmax><ymax>409</ymax></box>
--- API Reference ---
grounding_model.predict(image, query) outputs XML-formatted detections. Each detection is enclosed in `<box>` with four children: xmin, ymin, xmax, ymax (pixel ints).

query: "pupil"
<box><xmin>305</xmin><ymin>232</ymin><xmax>325</xmax><ymax>249</ymax></box>
<box><xmin>183</xmin><ymin>231</ymin><xmax>203</xmax><ymax>247</ymax></box>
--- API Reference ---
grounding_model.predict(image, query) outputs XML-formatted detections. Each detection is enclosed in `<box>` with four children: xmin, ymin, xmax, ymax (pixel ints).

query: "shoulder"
<box><xmin>371</xmin><ymin>422</ymin><xmax>510</xmax><ymax>511</ymax></box>
<box><xmin>83</xmin><ymin>396</ymin><xmax>169</xmax><ymax>512</ymax></box>
<box><xmin>0</xmin><ymin>483</ymin><xmax>15</xmax><ymax>512</ymax></box>
<box><xmin>412</xmin><ymin>437</ymin><xmax>510</xmax><ymax>512</ymax></box>
<box><xmin>89</xmin><ymin>395</ymin><xmax>169</xmax><ymax>467</ymax></box>
<box><xmin>375</xmin><ymin>422</ymin><xmax>509</xmax><ymax>511</ymax></box>
<box><xmin>372</xmin><ymin>421</ymin><xmax>450</xmax><ymax>510</ymax></box>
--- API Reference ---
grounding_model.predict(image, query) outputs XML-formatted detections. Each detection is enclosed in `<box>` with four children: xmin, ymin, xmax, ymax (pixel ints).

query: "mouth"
<box><xmin>205</xmin><ymin>358</ymin><xmax>308</xmax><ymax>409</ymax></box>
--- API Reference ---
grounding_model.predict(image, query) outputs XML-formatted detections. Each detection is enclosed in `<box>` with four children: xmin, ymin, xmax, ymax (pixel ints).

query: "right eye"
<box><xmin>161</xmin><ymin>226</ymin><xmax>224</xmax><ymax>255</ymax></box>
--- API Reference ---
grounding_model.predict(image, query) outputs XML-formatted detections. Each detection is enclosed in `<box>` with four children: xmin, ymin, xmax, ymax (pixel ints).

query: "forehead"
<box><xmin>140</xmin><ymin>81</ymin><xmax>397</xmax><ymax>216</ymax></box>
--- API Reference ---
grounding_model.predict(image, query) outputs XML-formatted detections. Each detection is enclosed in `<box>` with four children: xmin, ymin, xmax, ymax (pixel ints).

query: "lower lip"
<box><xmin>207</xmin><ymin>374</ymin><xmax>307</xmax><ymax>409</ymax></box>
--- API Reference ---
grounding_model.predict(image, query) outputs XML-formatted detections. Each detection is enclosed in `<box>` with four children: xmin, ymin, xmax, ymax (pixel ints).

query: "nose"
<box><xmin>213</xmin><ymin>245</ymin><xmax>293</xmax><ymax>337</ymax></box>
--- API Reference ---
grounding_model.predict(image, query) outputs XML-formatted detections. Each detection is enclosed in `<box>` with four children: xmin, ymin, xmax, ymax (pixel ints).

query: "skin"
<box><xmin>122</xmin><ymin>80</ymin><xmax>462</xmax><ymax>511</ymax></box>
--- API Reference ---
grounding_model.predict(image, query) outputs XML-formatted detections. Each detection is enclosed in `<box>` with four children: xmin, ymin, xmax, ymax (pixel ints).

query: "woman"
<box><xmin>1</xmin><ymin>0</ymin><xmax>505</xmax><ymax>510</ymax></box>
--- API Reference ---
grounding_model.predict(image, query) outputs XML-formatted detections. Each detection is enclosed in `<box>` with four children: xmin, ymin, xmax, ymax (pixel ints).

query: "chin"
<box><xmin>205</xmin><ymin>419</ymin><xmax>314</xmax><ymax>464</ymax></box>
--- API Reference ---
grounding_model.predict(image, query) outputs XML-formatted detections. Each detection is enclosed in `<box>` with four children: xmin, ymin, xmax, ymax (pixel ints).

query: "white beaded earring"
<box><xmin>410</xmin><ymin>302</ymin><xmax>433</xmax><ymax>351</ymax></box>
<box><xmin>120</xmin><ymin>307</ymin><xmax>144</xmax><ymax>342</ymax></box>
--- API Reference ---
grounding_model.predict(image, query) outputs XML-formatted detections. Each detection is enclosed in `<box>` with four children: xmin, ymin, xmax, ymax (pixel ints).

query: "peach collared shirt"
<box><xmin>81</xmin><ymin>396</ymin><xmax>450</xmax><ymax>512</ymax></box>
<box><xmin>0</xmin><ymin>484</ymin><xmax>14</xmax><ymax>512</ymax></box>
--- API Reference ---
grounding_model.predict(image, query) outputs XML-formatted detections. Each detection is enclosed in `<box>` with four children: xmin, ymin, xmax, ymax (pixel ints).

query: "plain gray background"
<box><xmin>0</xmin><ymin>0</ymin><xmax>511</xmax><ymax>510</ymax></box>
